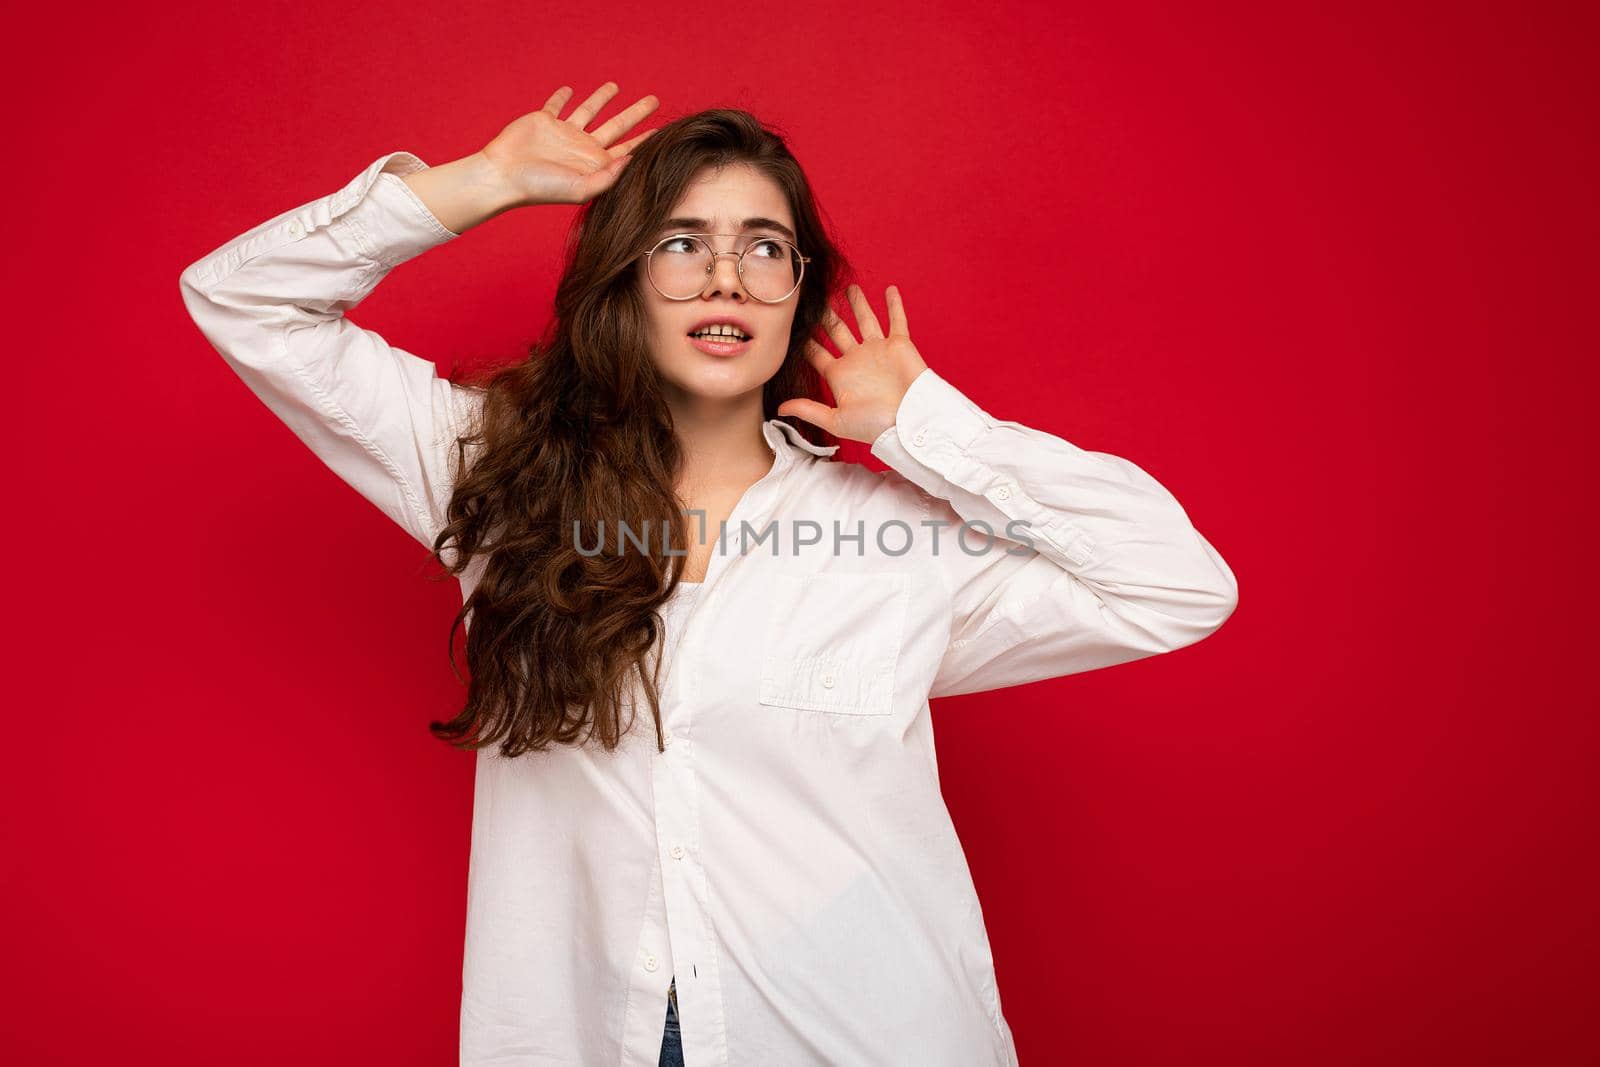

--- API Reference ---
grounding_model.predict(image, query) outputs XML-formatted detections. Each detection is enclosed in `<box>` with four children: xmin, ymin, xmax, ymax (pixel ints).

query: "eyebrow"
<box><xmin>659</xmin><ymin>216</ymin><xmax>798</xmax><ymax>242</ymax></box>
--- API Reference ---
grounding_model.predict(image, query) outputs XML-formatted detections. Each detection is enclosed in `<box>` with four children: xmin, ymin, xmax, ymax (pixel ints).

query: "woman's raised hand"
<box><xmin>482</xmin><ymin>82</ymin><xmax>661</xmax><ymax>207</ymax></box>
<box><xmin>778</xmin><ymin>284</ymin><xmax>931</xmax><ymax>446</ymax></box>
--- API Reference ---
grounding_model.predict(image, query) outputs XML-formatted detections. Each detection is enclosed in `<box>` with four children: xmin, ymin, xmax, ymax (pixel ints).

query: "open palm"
<box><xmin>482</xmin><ymin>82</ymin><xmax>661</xmax><ymax>207</ymax></box>
<box><xmin>779</xmin><ymin>284</ymin><xmax>931</xmax><ymax>445</ymax></box>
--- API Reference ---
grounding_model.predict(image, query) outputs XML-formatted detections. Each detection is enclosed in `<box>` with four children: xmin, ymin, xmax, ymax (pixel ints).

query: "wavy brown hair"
<box><xmin>423</xmin><ymin>108</ymin><xmax>852</xmax><ymax>759</ymax></box>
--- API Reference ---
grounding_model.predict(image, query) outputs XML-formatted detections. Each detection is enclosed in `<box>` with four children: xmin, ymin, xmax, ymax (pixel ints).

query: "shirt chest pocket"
<box><xmin>757</xmin><ymin>572</ymin><xmax>911</xmax><ymax>716</ymax></box>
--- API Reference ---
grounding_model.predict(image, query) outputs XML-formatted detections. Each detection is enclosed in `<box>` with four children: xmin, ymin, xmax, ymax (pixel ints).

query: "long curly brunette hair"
<box><xmin>424</xmin><ymin>108</ymin><xmax>852</xmax><ymax>758</ymax></box>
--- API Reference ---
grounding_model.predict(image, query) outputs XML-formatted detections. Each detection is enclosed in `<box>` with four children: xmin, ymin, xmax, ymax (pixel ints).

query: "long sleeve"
<box><xmin>178</xmin><ymin>151</ymin><xmax>482</xmax><ymax>554</ymax></box>
<box><xmin>871</xmin><ymin>367</ymin><xmax>1238</xmax><ymax>699</ymax></box>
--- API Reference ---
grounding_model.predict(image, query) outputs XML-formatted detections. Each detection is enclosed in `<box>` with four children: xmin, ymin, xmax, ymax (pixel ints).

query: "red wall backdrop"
<box><xmin>5</xmin><ymin>1</ymin><xmax>1595</xmax><ymax>1063</ymax></box>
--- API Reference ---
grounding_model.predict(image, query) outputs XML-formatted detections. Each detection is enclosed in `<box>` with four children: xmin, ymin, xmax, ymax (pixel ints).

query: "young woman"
<box><xmin>180</xmin><ymin>82</ymin><xmax>1237</xmax><ymax>1067</ymax></box>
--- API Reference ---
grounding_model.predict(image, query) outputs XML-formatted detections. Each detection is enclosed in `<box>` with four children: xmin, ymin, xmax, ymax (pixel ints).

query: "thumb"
<box><xmin>574</xmin><ymin>154</ymin><xmax>632</xmax><ymax>202</ymax></box>
<box><xmin>776</xmin><ymin>398</ymin><xmax>836</xmax><ymax>433</ymax></box>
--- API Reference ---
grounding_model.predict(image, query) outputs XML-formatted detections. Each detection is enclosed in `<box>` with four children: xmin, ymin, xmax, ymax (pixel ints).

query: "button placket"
<box><xmin>648</xmin><ymin>459</ymin><xmax>790</xmax><ymax>1065</ymax></box>
<box><xmin>621</xmin><ymin>838</ymin><xmax>675</xmax><ymax>1059</ymax></box>
<box><xmin>652</xmin><ymin>649</ymin><xmax>714</xmax><ymax>1061</ymax></box>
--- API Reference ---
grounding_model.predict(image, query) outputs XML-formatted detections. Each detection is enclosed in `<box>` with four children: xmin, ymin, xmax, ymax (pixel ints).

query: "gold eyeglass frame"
<box><xmin>639</xmin><ymin>233</ymin><xmax>812</xmax><ymax>304</ymax></box>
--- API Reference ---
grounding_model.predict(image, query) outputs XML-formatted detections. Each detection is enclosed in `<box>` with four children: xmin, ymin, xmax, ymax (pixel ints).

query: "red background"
<box><xmin>6</xmin><ymin>1</ymin><xmax>1595</xmax><ymax>1063</ymax></box>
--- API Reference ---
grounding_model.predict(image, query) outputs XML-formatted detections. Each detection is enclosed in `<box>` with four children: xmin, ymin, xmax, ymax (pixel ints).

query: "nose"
<box><xmin>702</xmin><ymin>246</ymin><xmax>747</xmax><ymax>301</ymax></box>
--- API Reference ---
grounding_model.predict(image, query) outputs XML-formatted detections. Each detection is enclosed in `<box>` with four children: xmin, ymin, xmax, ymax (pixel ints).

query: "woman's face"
<box><xmin>638</xmin><ymin>163</ymin><xmax>800</xmax><ymax>406</ymax></box>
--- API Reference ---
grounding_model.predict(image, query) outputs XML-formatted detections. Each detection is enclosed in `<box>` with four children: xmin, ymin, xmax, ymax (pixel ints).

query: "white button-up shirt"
<box><xmin>179</xmin><ymin>151</ymin><xmax>1238</xmax><ymax>1067</ymax></box>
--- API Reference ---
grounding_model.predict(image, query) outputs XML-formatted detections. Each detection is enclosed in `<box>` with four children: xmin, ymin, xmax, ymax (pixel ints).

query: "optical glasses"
<box><xmin>639</xmin><ymin>233</ymin><xmax>811</xmax><ymax>304</ymax></box>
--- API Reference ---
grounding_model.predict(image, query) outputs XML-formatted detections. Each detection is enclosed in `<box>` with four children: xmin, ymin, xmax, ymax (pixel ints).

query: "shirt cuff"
<box><xmin>869</xmin><ymin>367</ymin><xmax>994</xmax><ymax>499</ymax></box>
<box><xmin>181</xmin><ymin>150</ymin><xmax>459</xmax><ymax>291</ymax></box>
<box><xmin>337</xmin><ymin>153</ymin><xmax>461</xmax><ymax>270</ymax></box>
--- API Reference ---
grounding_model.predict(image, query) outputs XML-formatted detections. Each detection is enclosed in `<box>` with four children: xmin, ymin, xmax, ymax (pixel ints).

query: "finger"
<box><xmin>821</xmin><ymin>305</ymin><xmax>858</xmax><ymax>350</ymax></box>
<box><xmin>608</xmin><ymin>126</ymin><xmax>658</xmax><ymax>158</ymax></box>
<box><xmin>801</xmin><ymin>338</ymin><xmax>837</xmax><ymax>375</ymax></box>
<box><xmin>846</xmin><ymin>284</ymin><xmax>884</xmax><ymax>341</ymax></box>
<box><xmin>886</xmin><ymin>285</ymin><xmax>910</xmax><ymax>337</ymax></box>
<box><xmin>541</xmin><ymin>86</ymin><xmax>575</xmax><ymax>115</ymax></box>
<box><xmin>593</xmin><ymin>95</ymin><xmax>661</xmax><ymax>148</ymax></box>
<box><xmin>567</xmin><ymin>81</ymin><xmax>620</xmax><ymax>129</ymax></box>
<box><xmin>775</xmin><ymin>397</ymin><xmax>838</xmax><ymax>434</ymax></box>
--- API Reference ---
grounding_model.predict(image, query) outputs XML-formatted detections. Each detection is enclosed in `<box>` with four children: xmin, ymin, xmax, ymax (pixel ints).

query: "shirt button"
<box><xmin>821</xmin><ymin>672</ymin><xmax>836</xmax><ymax>688</ymax></box>
<box><xmin>644</xmin><ymin>954</ymin><xmax>659</xmax><ymax>972</ymax></box>
<box><xmin>662</xmin><ymin>728</ymin><xmax>673</xmax><ymax>745</ymax></box>
<box><xmin>670</xmin><ymin>845</ymin><xmax>685</xmax><ymax>860</ymax></box>
<box><xmin>912</xmin><ymin>430</ymin><xmax>927</xmax><ymax>446</ymax></box>
<box><xmin>995</xmin><ymin>484</ymin><xmax>1012</xmax><ymax>500</ymax></box>
<box><xmin>288</xmin><ymin>220</ymin><xmax>304</xmax><ymax>237</ymax></box>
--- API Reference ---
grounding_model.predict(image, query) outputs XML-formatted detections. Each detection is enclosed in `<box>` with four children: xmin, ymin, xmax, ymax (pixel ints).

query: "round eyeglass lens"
<box><xmin>648</xmin><ymin>236</ymin><xmax>802</xmax><ymax>302</ymax></box>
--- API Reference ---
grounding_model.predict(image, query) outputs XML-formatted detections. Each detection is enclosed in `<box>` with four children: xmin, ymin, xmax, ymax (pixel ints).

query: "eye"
<box><xmin>747</xmin><ymin>239</ymin><xmax>786</xmax><ymax>260</ymax></box>
<box><xmin>659</xmin><ymin>235</ymin><xmax>705</xmax><ymax>255</ymax></box>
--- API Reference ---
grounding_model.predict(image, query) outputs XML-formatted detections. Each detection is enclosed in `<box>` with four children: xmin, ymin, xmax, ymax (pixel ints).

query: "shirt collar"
<box><xmin>762</xmin><ymin>418</ymin><xmax>840</xmax><ymax>459</ymax></box>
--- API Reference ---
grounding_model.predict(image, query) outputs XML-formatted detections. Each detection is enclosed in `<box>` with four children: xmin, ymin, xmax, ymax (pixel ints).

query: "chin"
<box><xmin>671</xmin><ymin>369</ymin><xmax>765</xmax><ymax>400</ymax></box>
<box><xmin>659</xmin><ymin>350</ymin><xmax>783</xmax><ymax>400</ymax></box>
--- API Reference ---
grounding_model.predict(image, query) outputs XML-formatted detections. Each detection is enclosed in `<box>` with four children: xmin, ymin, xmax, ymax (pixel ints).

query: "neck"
<box><xmin>666</xmin><ymin>389</ymin><xmax>775</xmax><ymax>500</ymax></box>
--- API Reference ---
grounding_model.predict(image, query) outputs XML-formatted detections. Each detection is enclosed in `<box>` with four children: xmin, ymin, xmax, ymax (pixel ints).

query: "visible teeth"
<box><xmin>692</xmin><ymin>325</ymin><xmax>748</xmax><ymax>340</ymax></box>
